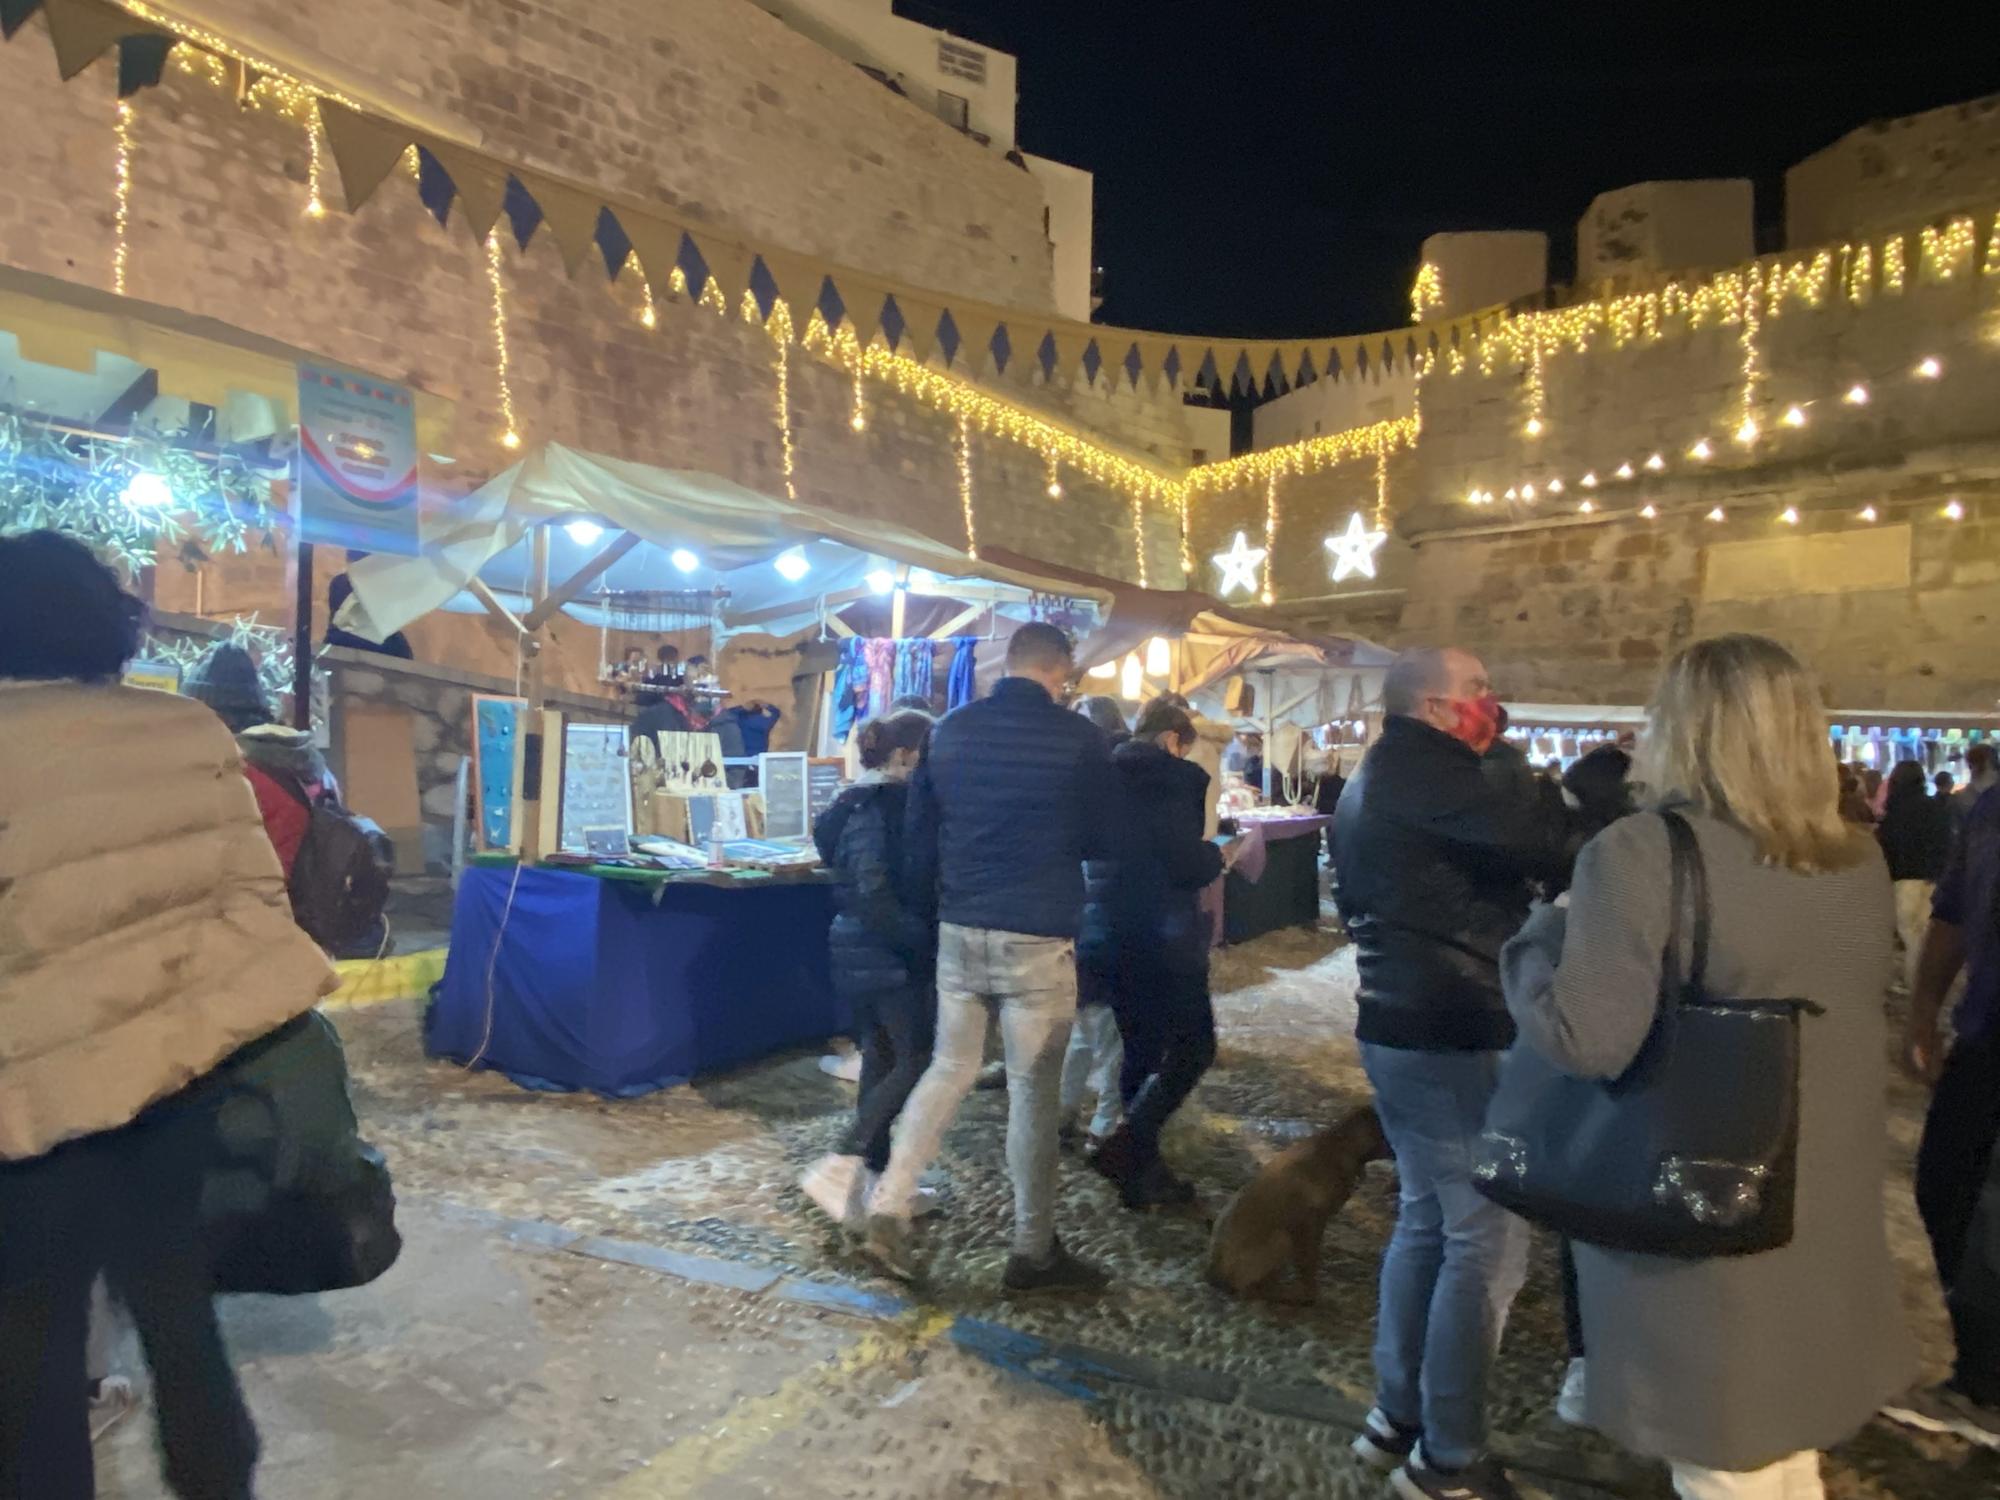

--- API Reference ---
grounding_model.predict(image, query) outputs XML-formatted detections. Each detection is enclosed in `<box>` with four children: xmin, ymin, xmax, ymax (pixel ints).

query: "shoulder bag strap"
<box><xmin>1659</xmin><ymin>810</ymin><xmax>1712</xmax><ymax>1000</ymax></box>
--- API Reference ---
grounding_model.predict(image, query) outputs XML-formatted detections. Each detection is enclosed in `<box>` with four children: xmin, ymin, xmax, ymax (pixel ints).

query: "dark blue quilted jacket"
<box><xmin>906</xmin><ymin>678</ymin><xmax>1118</xmax><ymax>939</ymax></box>
<box><xmin>814</xmin><ymin>780</ymin><xmax>929</xmax><ymax>999</ymax></box>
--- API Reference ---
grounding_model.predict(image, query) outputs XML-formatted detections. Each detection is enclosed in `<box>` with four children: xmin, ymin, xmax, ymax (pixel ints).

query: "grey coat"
<box><xmin>1500</xmin><ymin>806</ymin><xmax>1916</xmax><ymax>1472</ymax></box>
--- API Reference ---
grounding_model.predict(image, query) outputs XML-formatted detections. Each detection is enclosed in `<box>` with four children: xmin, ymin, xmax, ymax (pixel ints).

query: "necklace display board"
<box><xmin>558</xmin><ymin>720</ymin><xmax>635</xmax><ymax>856</ymax></box>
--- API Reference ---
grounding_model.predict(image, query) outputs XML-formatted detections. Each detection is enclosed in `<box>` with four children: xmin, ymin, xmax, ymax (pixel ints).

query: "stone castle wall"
<box><xmin>0</xmin><ymin>0</ymin><xmax>1200</xmax><ymax>623</ymax></box>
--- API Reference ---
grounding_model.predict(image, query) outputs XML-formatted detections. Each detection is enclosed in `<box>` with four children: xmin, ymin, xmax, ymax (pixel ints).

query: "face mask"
<box><xmin>1445</xmin><ymin>692</ymin><xmax>1503</xmax><ymax>754</ymax></box>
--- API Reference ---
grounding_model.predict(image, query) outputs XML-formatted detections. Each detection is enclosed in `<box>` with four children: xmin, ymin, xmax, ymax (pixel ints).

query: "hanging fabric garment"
<box><xmin>947</xmin><ymin>637</ymin><xmax>978</xmax><ymax>710</ymax></box>
<box><xmin>831</xmin><ymin>638</ymin><xmax>867</xmax><ymax>743</ymax></box>
<box><xmin>893</xmin><ymin>639</ymin><xmax>934</xmax><ymax>707</ymax></box>
<box><xmin>864</xmin><ymin>638</ymin><xmax>896</xmax><ymax>721</ymax></box>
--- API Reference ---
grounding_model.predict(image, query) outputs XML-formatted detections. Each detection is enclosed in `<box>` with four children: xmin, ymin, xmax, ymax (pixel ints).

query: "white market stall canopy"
<box><xmin>334</xmin><ymin>443</ymin><xmax>1116</xmax><ymax>644</ymax></box>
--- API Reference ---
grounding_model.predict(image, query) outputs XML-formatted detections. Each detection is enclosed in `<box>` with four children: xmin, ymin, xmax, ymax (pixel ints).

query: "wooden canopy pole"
<box><xmin>522</xmin><ymin>531</ymin><xmax>642</xmax><ymax>633</ymax></box>
<box><xmin>518</xmin><ymin>525</ymin><xmax>552</xmax><ymax>863</ymax></box>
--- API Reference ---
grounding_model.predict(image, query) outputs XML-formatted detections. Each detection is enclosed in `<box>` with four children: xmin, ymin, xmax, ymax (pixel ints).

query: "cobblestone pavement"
<box><xmin>97</xmin><ymin>921</ymin><xmax>2000</xmax><ymax>1497</ymax></box>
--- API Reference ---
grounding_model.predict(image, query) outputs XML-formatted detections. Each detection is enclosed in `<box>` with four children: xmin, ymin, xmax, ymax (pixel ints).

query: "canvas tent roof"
<box><xmin>334</xmin><ymin>443</ymin><xmax>1117</xmax><ymax>643</ymax></box>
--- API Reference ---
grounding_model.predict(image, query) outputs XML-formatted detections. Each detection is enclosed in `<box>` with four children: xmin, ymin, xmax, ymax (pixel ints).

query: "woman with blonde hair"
<box><xmin>1500</xmin><ymin>634</ymin><xmax>1914</xmax><ymax>1499</ymax></box>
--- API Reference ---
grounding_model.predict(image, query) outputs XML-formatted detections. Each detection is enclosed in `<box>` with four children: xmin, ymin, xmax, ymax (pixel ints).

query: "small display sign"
<box><xmin>759</xmin><ymin>752</ymin><xmax>809</xmax><ymax>841</ymax></box>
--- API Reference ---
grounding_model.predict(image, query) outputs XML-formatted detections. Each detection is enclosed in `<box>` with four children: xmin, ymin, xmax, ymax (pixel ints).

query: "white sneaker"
<box><xmin>89</xmin><ymin>1376</ymin><xmax>139</xmax><ymax>1443</ymax></box>
<box><xmin>1556</xmin><ymin>1357</ymin><xmax>1589</xmax><ymax>1429</ymax></box>
<box><xmin>800</xmin><ymin>1153</ymin><xmax>864</xmax><ymax>1226</ymax></box>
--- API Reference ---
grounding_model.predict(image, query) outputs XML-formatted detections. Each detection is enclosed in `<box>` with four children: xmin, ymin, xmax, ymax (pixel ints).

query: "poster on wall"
<box><xmin>296</xmin><ymin>362</ymin><xmax>420</xmax><ymax>555</ymax></box>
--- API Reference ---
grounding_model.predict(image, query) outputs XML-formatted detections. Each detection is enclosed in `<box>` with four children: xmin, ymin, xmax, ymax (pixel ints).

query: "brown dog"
<box><xmin>1206</xmin><ymin>1103</ymin><xmax>1391</xmax><ymax>1305</ymax></box>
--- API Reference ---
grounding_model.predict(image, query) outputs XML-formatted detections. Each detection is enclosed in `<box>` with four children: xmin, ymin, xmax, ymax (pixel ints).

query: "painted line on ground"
<box><xmin>421</xmin><ymin>1198</ymin><xmax>1657</xmax><ymax>1497</ymax></box>
<box><xmin>592</xmin><ymin>1308</ymin><xmax>955</xmax><ymax>1497</ymax></box>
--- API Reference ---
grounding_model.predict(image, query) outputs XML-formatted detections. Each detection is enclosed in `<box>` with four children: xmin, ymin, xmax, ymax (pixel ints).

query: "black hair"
<box><xmin>1133</xmin><ymin>699</ymin><xmax>1196</xmax><ymax>748</ymax></box>
<box><xmin>889</xmin><ymin>694</ymin><xmax>934</xmax><ymax>713</ymax></box>
<box><xmin>856</xmin><ymin>709</ymin><xmax>933</xmax><ymax>770</ymax></box>
<box><xmin>656</xmin><ymin>644</ymin><xmax>680</xmax><ymax>662</ymax></box>
<box><xmin>1970</xmin><ymin>744</ymin><xmax>1993</xmax><ymax>776</ymax></box>
<box><xmin>1886</xmin><ymin>758</ymin><xmax>1929</xmax><ymax>806</ymax></box>
<box><xmin>1562</xmin><ymin>744</ymin><xmax>1633</xmax><ymax>821</ymax></box>
<box><xmin>0</xmin><ymin>530</ymin><xmax>144</xmax><ymax>682</ymax></box>
<box><xmin>1073</xmin><ymin>695</ymin><xmax>1127</xmax><ymax>737</ymax></box>
<box><xmin>1006</xmin><ymin>621</ymin><xmax>1073</xmax><ymax>674</ymax></box>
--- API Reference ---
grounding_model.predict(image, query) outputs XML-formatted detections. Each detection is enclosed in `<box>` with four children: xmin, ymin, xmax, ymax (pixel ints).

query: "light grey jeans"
<box><xmin>1059</xmin><ymin>1003</ymin><xmax>1124</xmax><ymax>1140</ymax></box>
<box><xmin>873</xmin><ymin>924</ymin><xmax>1078</xmax><ymax>1259</ymax></box>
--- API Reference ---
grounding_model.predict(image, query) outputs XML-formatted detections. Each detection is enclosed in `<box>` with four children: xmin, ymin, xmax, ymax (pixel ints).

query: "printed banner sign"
<box><xmin>296</xmin><ymin>362</ymin><xmax>420</xmax><ymax>555</ymax></box>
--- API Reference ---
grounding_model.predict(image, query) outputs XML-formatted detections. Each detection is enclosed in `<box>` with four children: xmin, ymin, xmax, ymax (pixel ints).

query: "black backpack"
<box><xmin>279</xmin><ymin>777</ymin><xmax>394</xmax><ymax>951</ymax></box>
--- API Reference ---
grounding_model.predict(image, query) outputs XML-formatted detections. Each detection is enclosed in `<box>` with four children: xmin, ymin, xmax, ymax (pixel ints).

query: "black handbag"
<box><xmin>1473</xmin><ymin>810</ymin><xmax>1822</xmax><ymax>1258</ymax></box>
<box><xmin>199</xmin><ymin>1011</ymin><xmax>402</xmax><ymax>1295</ymax></box>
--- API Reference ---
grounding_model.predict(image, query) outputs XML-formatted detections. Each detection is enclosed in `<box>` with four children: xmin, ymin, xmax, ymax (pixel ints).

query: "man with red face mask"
<box><xmin>1332</xmin><ymin>646</ymin><xmax>1582</xmax><ymax>1500</ymax></box>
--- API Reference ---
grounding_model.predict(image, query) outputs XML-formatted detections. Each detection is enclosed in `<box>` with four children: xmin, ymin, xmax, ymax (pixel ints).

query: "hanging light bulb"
<box><xmin>1615</xmin><ymin>462</ymin><xmax>1635</xmax><ymax>480</ymax></box>
<box><xmin>562</xmin><ymin>519</ymin><xmax>604</xmax><ymax>546</ymax></box>
<box><xmin>1858</xmin><ymin>505</ymin><xmax>1878</xmax><ymax>523</ymax></box>
<box><xmin>1120</xmin><ymin>652</ymin><xmax>1143</xmax><ymax>702</ymax></box>
<box><xmin>1844</xmin><ymin>383</ymin><xmax>1870</xmax><ymax>405</ymax></box>
<box><xmin>1944</xmin><ymin>498</ymin><xmax>1966</xmax><ymax>521</ymax></box>
<box><xmin>1915</xmin><ymin>356</ymin><xmax>1943</xmax><ymax>379</ymax></box>
<box><xmin>1580</xmin><ymin>471</ymin><xmax>1598</xmax><ymax>488</ymax></box>
<box><xmin>1707</xmin><ymin>505</ymin><xmax>1727</xmax><ymax>522</ymax></box>
<box><xmin>1689</xmin><ymin>439</ymin><xmax>1713</xmax><ymax>460</ymax></box>
<box><xmin>1145</xmin><ymin>636</ymin><xmax>1171</xmax><ymax>677</ymax></box>
<box><xmin>866</xmin><ymin>569</ymin><xmax>896</xmax><ymax>595</ymax></box>
<box><xmin>1735</xmin><ymin>417</ymin><xmax>1760</xmax><ymax>445</ymax></box>
<box><xmin>774</xmin><ymin>548</ymin><xmax>811</xmax><ymax>582</ymax></box>
<box><xmin>1524</xmin><ymin>416</ymin><xmax>1545</xmax><ymax>438</ymax></box>
<box><xmin>1087</xmin><ymin>660</ymin><xmax>1118</xmax><ymax>680</ymax></box>
<box><xmin>1639</xmin><ymin>503</ymin><xmax>1658</xmax><ymax>520</ymax></box>
<box><xmin>122</xmin><ymin>472</ymin><xmax>172</xmax><ymax>511</ymax></box>
<box><xmin>670</xmin><ymin>548</ymin><xmax>700</xmax><ymax>572</ymax></box>
<box><xmin>849</xmin><ymin>409</ymin><xmax>868</xmax><ymax>433</ymax></box>
<box><xmin>1779</xmin><ymin>506</ymin><xmax>1800</xmax><ymax>525</ymax></box>
<box><xmin>1782</xmin><ymin>404</ymin><xmax>1807</xmax><ymax>428</ymax></box>
<box><xmin>1520</xmin><ymin>483</ymin><xmax>1536</xmax><ymax>501</ymax></box>
<box><xmin>1547</xmin><ymin>478</ymin><xmax>1565</xmax><ymax>495</ymax></box>
<box><xmin>1504</xmin><ymin>486</ymin><xmax>1518</xmax><ymax>502</ymax></box>
<box><xmin>1578</xmin><ymin>498</ymin><xmax>1595</xmax><ymax>514</ymax></box>
<box><xmin>1644</xmin><ymin>452</ymin><xmax>1666</xmax><ymax>472</ymax></box>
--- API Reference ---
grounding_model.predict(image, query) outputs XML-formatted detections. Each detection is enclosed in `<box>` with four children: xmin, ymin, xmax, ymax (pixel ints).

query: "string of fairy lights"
<box><xmin>1459</xmin><ymin>346</ymin><xmax>1978</xmax><ymax>531</ymax></box>
<box><xmin>67</xmin><ymin>9</ymin><xmax>2000</xmax><ymax>605</ymax></box>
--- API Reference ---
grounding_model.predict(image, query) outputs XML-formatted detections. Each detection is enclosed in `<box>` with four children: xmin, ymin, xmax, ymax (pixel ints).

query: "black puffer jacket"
<box><xmin>814</xmin><ymin>779</ymin><xmax>930</xmax><ymax>1000</ymax></box>
<box><xmin>1333</xmin><ymin>714</ymin><xmax>1579</xmax><ymax>1051</ymax></box>
<box><xmin>1079</xmin><ymin>740</ymin><xmax>1224</xmax><ymax>977</ymax></box>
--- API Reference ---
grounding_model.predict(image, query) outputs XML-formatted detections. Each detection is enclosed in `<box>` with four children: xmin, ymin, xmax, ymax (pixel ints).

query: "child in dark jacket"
<box><xmin>1086</xmin><ymin>699</ymin><xmax>1227</xmax><ymax>1208</ymax></box>
<box><xmin>800</xmin><ymin>711</ymin><xmax>936</xmax><ymax>1228</ymax></box>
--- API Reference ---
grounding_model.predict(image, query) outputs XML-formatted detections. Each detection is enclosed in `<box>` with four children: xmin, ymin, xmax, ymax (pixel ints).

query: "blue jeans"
<box><xmin>1360</xmin><ymin>1043</ymin><xmax>1530</xmax><ymax>1470</ymax></box>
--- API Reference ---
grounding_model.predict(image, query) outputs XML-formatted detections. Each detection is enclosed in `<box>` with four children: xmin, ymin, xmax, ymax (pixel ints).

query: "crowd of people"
<box><xmin>800</xmin><ymin>621</ymin><xmax>2000</xmax><ymax>1500</ymax></box>
<box><xmin>7</xmin><ymin>522</ymin><xmax>1998</xmax><ymax>1500</ymax></box>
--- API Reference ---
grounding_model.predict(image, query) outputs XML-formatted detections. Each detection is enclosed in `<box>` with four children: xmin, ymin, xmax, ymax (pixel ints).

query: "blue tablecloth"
<box><xmin>426</xmin><ymin>865</ymin><xmax>843</xmax><ymax>1096</ymax></box>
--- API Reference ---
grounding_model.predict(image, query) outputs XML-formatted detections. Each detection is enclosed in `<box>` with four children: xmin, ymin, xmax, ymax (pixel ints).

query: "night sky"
<box><xmin>903</xmin><ymin>2</ymin><xmax>2000</xmax><ymax>339</ymax></box>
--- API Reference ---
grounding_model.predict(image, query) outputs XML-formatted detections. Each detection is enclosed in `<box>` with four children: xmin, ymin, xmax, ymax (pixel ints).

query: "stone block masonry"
<box><xmin>0</xmin><ymin>0</ymin><xmax>1201</xmax><ymax>606</ymax></box>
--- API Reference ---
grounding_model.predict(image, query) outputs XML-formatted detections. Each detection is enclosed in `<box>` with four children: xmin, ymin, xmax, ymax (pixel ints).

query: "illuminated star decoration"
<box><xmin>1211</xmin><ymin>531</ymin><xmax>1266</xmax><ymax>597</ymax></box>
<box><xmin>1324</xmin><ymin>511</ymin><xmax>1388</xmax><ymax>582</ymax></box>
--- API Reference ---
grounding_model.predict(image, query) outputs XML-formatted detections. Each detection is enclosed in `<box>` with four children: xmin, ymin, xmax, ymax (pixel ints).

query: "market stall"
<box><xmin>425</xmin><ymin>860</ymin><xmax>838</xmax><ymax>1095</ymax></box>
<box><xmin>336</xmin><ymin>443</ymin><xmax>1120</xmax><ymax>1093</ymax></box>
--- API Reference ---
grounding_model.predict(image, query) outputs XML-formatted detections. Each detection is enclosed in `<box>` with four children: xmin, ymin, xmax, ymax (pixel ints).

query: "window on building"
<box><xmin>937</xmin><ymin>38</ymin><xmax>987</xmax><ymax>84</ymax></box>
<box><xmin>1191</xmin><ymin>448</ymin><xmax>1209</xmax><ymax>465</ymax></box>
<box><xmin>936</xmin><ymin>91</ymin><xmax>970</xmax><ymax>131</ymax></box>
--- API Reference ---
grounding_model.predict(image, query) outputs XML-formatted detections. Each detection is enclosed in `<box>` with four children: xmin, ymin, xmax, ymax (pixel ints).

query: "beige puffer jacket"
<box><xmin>0</xmin><ymin>680</ymin><xmax>336</xmax><ymax>1161</ymax></box>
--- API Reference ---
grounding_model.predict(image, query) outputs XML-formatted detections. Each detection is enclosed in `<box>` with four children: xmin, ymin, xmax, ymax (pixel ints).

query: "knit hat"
<box><xmin>182</xmin><ymin>642</ymin><xmax>272</xmax><ymax>734</ymax></box>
